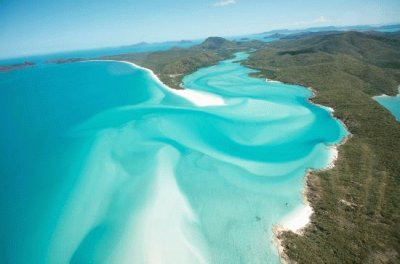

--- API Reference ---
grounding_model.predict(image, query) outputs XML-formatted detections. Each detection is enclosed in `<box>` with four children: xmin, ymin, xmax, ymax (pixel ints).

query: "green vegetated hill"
<box><xmin>100</xmin><ymin>37</ymin><xmax>265</xmax><ymax>89</ymax></box>
<box><xmin>244</xmin><ymin>31</ymin><xmax>400</xmax><ymax>263</ymax></box>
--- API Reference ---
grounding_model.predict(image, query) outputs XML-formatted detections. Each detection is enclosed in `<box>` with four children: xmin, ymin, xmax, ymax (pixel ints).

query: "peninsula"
<box><xmin>99</xmin><ymin>37</ymin><xmax>266</xmax><ymax>89</ymax></box>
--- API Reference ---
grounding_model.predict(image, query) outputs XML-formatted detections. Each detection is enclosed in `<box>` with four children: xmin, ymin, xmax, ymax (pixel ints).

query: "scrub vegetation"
<box><xmin>100</xmin><ymin>37</ymin><xmax>265</xmax><ymax>89</ymax></box>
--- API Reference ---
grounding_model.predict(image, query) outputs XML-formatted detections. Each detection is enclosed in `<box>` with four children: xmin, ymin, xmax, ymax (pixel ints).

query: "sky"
<box><xmin>0</xmin><ymin>0</ymin><xmax>399</xmax><ymax>59</ymax></box>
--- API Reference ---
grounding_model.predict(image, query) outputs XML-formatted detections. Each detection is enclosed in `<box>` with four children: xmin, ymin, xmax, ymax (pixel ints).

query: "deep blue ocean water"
<box><xmin>0</xmin><ymin>52</ymin><xmax>347</xmax><ymax>263</ymax></box>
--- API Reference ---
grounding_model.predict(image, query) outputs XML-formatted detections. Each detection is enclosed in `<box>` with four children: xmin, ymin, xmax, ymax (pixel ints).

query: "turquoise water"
<box><xmin>0</xmin><ymin>52</ymin><xmax>347</xmax><ymax>263</ymax></box>
<box><xmin>373</xmin><ymin>89</ymin><xmax>400</xmax><ymax>121</ymax></box>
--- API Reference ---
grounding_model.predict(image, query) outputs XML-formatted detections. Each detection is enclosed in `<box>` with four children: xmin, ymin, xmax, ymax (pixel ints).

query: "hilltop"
<box><xmin>100</xmin><ymin>37</ymin><xmax>265</xmax><ymax>89</ymax></box>
<box><xmin>197</xmin><ymin>37</ymin><xmax>236</xmax><ymax>50</ymax></box>
<box><xmin>245</xmin><ymin>31</ymin><xmax>400</xmax><ymax>96</ymax></box>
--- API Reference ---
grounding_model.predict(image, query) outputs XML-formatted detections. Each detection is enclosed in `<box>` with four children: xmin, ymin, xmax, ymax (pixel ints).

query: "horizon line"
<box><xmin>1</xmin><ymin>21</ymin><xmax>399</xmax><ymax>62</ymax></box>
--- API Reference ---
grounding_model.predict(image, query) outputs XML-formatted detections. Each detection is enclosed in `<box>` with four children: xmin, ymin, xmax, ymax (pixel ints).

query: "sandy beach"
<box><xmin>92</xmin><ymin>60</ymin><xmax>226</xmax><ymax>107</ymax></box>
<box><xmin>264</xmin><ymin>75</ymin><xmax>350</xmax><ymax>263</ymax></box>
<box><xmin>265</xmin><ymin>78</ymin><xmax>282</xmax><ymax>84</ymax></box>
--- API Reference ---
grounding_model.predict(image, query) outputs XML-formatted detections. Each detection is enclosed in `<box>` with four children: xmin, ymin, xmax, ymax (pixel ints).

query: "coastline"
<box><xmin>273</xmin><ymin>150</ymin><xmax>338</xmax><ymax>264</ymax></box>
<box><xmin>123</xmin><ymin>56</ymin><xmax>346</xmax><ymax>263</ymax></box>
<box><xmin>265</xmin><ymin>78</ymin><xmax>282</xmax><ymax>84</ymax></box>
<box><xmin>230</xmin><ymin>31</ymin><xmax>399</xmax><ymax>263</ymax></box>
<box><xmin>87</xmin><ymin>58</ymin><xmax>350</xmax><ymax>263</ymax></box>
<box><xmin>373</xmin><ymin>86</ymin><xmax>400</xmax><ymax>98</ymax></box>
<box><xmin>88</xmin><ymin>59</ymin><xmax>225</xmax><ymax>107</ymax></box>
<box><xmin>265</xmin><ymin>78</ymin><xmax>351</xmax><ymax>264</ymax></box>
<box><xmin>372</xmin><ymin>87</ymin><xmax>400</xmax><ymax>121</ymax></box>
<box><xmin>273</xmin><ymin>145</ymin><xmax>348</xmax><ymax>263</ymax></box>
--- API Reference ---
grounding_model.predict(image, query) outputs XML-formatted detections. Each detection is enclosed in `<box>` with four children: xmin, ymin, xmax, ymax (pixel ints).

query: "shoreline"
<box><xmin>88</xmin><ymin>58</ymin><xmax>351</xmax><ymax>263</ymax></box>
<box><xmin>373</xmin><ymin>86</ymin><xmax>400</xmax><ymax>98</ymax></box>
<box><xmin>273</xmin><ymin>145</ymin><xmax>349</xmax><ymax>263</ymax></box>
<box><xmin>265</xmin><ymin>78</ymin><xmax>282</xmax><ymax>84</ymax></box>
<box><xmin>87</xmin><ymin>59</ymin><xmax>225</xmax><ymax>107</ymax></box>
<box><xmin>273</xmin><ymin>149</ymin><xmax>340</xmax><ymax>264</ymax></box>
<box><xmin>372</xmin><ymin>86</ymin><xmax>400</xmax><ymax>121</ymax></box>
<box><xmin>264</xmin><ymin>78</ymin><xmax>351</xmax><ymax>263</ymax></box>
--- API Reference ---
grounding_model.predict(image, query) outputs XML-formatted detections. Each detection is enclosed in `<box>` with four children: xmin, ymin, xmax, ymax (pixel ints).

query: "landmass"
<box><xmin>45</xmin><ymin>58</ymin><xmax>84</xmax><ymax>64</ymax></box>
<box><xmin>244</xmin><ymin>31</ymin><xmax>400</xmax><ymax>263</ymax></box>
<box><xmin>260</xmin><ymin>24</ymin><xmax>400</xmax><ymax>38</ymax></box>
<box><xmin>0</xmin><ymin>61</ymin><xmax>34</xmax><ymax>73</ymax></box>
<box><xmin>264</xmin><ymin>33</ymin><xmax>286</xmax><ymax>38</ymax></box>
<box><xmin>98</xmin><ymin>37</ymin><xmax>266</xmax><ymax>89</ymax></box>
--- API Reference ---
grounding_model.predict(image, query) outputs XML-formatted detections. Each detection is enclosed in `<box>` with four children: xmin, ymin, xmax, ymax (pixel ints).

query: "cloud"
<box><xmin>213</xmin><ymin>0</ymin><xmax>236</xmax><ymax>7</ymax></box>
<box><xmin>293</xmin><ymin>16</ymin><xmax>330</xmax><ymax>27</ymax></box>
<box><xmin>313</xmin><ymin>16</ymin><xmax>329</xmax><ymax>23</ymax></box>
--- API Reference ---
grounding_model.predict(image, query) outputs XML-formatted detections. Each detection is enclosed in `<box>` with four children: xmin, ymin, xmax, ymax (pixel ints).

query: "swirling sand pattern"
<box><xmin>0</xmin><ymin>52</ymin><xmax>347</xmax><ymax>263</ymax></box>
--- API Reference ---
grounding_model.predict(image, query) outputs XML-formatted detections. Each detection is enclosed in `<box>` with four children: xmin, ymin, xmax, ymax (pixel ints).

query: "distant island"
<box><xmin>0</xmin><ymin>61</ymin><xmax>34</xmax><ymax>73</ymax></box>
<box><xmin>264</xmin><ymin>33</ymin><xmax>286</xmax><ymax>38</ymax></box>
<box><xmin>45</xmin><ymin>58</ymin><xmax>84</xmax><ymax>64</ymax></box>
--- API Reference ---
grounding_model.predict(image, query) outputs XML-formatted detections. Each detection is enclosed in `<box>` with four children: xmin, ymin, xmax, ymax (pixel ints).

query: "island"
<box><xmin>0</xmin><ymin>61</ymin><xmax>35</xmax><ymax>73</ymax></box>
<box><xmin>45</xmin><ymin>58</ymin><xmax>84</xmax><ymax>64</ymax></box>
<box><xmin>264</xmin><ymin>33</ymin><xmax>286</xmax><ymax>38</ymax></box>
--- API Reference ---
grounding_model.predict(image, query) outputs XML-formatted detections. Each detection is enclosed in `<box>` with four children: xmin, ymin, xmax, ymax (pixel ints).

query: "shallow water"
<box><xmin>373</xmin><ymin>89</ymin><xmax>400</xmax><ymax>121</ymax></box>
<box><xmin>0</xmin><ymin>52</ymin><xmax>347</xmax><ymax>263</ymax></box>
